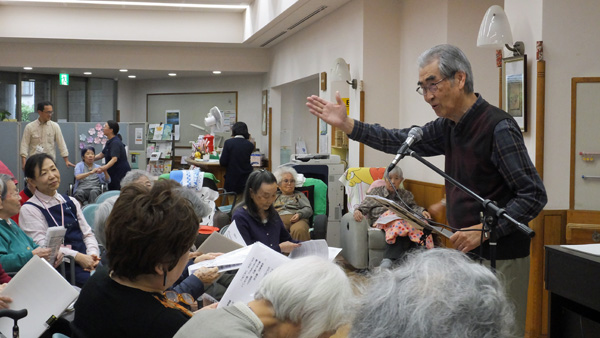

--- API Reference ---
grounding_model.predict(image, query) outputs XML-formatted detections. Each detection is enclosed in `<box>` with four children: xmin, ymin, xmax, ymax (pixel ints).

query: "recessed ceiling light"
<box><xmin>23</xmin><ymin>67</ymin><xmax>33</xmax><ymax>70</ymax></box>
<box><xmin>168</xmin><ymin>73</ymin><xmax>177</xmax><ymax>77</ymax></box>
<box><xmin>120</xmin><ymin>69</ymin><xmax>128</xmax><ymax>72</ymax></box>
<box><xmin>84</xmin><ymin>72</ymin><xmax>92</xmax><ymax>75</ymax></box>
<box><xmin>213</xmin><ymin>71</ymin><xmax>222</xmax><ymax>74</ymax></box>
<box><xmin>128</xmin><ymin>75</ymin><xmax>136</xmax><ymax>79</ymax></box>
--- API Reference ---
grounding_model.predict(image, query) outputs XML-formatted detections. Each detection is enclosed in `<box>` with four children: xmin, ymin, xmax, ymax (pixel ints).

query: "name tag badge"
<box><xmin>35</xmin><ymin>145</ymin><xmax>44</xmax><ymax>153</ymax></box>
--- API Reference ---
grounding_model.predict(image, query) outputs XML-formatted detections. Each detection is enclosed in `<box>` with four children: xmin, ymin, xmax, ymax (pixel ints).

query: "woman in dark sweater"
<box><xmin>219</xmin><ymin>122</ymin><xmax>255</xmax><ymax>203</ymax></box>
<box><xmin>231</xmin><ymin>170</ymin><xmax>300</xmax><ymax>254</ymax></box>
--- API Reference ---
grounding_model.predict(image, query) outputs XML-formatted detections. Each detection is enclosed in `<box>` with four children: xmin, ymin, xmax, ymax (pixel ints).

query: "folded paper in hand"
<box><xmin>44</xmin><ymin>226</ymin><xmax>66</xmax><ymax>265</ymax></box>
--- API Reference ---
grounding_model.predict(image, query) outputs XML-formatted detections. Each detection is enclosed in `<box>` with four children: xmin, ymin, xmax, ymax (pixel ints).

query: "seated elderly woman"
<box><xmin>0</xmin><ymin>174</ymin><xmax>63</xmax><ymax>272</ymax></box>
<box><xmin>272</xmin><ymin>167</ymin><xmax>312</xmax><ymax>241</ymax></box>
<box><xmin>19</xmin><ymin>154</ymin><xmax>100</xmax><ymax>286</ymax></box>
<box><xmin>73</xmin><ymin>146</ymin><xmax>111</xmax><ymax>205</ymax></box>
<box><xmin>349</xmin><ymin>248</ymin><xmax>515</xmax><ymax>338</ymax></box>
<box><xmin>72</xmin><ymin>180</ymin><xmax>219</xmax><ymax>337</ymax></box>
<box><xmin>120</xmin><ymin>169</ymin><xmax>154</xmax><ymax>189</ymax></box>
<box><xmin>175</xmin><ymin>256</ymin><xmax>355</xmax><ymax>338</ymax></box>
<box><xmin>231</xmin><ymin>170</ymin><xmax>300</xmax><ymax>254</ymax></box>
<box><xmin>92</xmin><ymin>185</ymin><xmax>221</xmax><ymax>304</ymax></box>
<box><xmin>354</xmin><ymin>166</ymin><xmax>432</xmax><ymax>269</ymax></box>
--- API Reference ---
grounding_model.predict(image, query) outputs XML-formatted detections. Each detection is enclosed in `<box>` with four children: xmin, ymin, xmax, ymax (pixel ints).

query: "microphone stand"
<box><xmin>405</xmin><ymin>149</ymin><xmax>535</xmax><ymax>270</ymax></box>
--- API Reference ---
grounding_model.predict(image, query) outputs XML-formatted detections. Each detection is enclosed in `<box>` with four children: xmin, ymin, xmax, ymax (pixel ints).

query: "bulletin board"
<box><xmin>146</xmin><ymin>92</ymin><xmax>237</xmax><ymax>148</ymax></box>
<box><xmin>570</xmin><ymin>78</ymin><xmax>600</xmax><ymax>211</ymax></box>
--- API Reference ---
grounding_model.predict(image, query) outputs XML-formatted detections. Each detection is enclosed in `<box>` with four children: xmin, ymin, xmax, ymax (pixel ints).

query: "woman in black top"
<box><xmin>219</xmin><ymin>121</ymin><xmax>255</xmax><ymax>202</ymax></box>
<box><xmin>95</xmin><ymin>120</ymin><xmax>131</xmax><ymax>190</ymax></box>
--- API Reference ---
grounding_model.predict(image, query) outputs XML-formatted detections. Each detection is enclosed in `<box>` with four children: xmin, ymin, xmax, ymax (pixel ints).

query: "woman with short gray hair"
<box><xmin>350</xmin><ymin>248</ymin><xmax>515</xmax><ymax>338</ymax></box>
<box><xmin>175</xmin><ymin>256</ymin><xmax>355</xmax><ymax>338</ymax></box>
<box><xmin>272</xmin><ymin>166</ymin><xmax>312</xmax><ymax>241</ymax></box>
<box><xmin>120</xmin><ymin>169</ymin><xmax>153</xmax><ymax>188</ymax></box>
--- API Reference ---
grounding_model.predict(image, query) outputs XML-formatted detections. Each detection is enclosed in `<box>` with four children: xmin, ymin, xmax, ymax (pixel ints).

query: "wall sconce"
<box><xmin>331</xmin><ymin>57</ymin><xmax>357</xmax><ymax>89</ymax></box>
<box><xmin>477</xmin><ymin>5</ymin><xmax>524</xmax><ymax>56</ymax></box>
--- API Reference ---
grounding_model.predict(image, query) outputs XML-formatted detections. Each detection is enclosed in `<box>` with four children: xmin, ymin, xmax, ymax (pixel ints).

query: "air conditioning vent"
<box><xmin>260</xmin><ymin>31</ymin><xmax>287</xmax><ymax>47</ymax></box>
<box><xmin>287</xmin><ymin>5</ymin><xmax>328</xmax><ymax>31</ymax></box>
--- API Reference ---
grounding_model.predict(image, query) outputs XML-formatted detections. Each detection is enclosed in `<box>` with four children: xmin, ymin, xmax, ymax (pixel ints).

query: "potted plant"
<box><xmin>0</xmin><ymin>110</ymin><xmax>12</xmax><ymax>121</ymax></box>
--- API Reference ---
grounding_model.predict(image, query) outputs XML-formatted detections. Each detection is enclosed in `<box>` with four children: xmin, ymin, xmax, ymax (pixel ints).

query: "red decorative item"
<box><xmin>203</xmin><ymin>134</ymin><xmax>214</xmax><ymax>153</ymax></box>
<box><xmin>496</xmin><ymin>49</ymin><xmax>502</xmax><ymax>67</ymax></box>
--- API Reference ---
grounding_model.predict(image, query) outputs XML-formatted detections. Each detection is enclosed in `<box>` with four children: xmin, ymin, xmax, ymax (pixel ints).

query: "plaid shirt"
<box><xmin>350</xmin><ymin>95</ymin><xmax>547</xmax><ymax>239</ymax></box>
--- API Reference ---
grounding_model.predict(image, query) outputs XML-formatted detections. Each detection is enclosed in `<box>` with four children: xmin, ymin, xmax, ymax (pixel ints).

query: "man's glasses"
<box><xmin>164</xmin><ymin>291</ymin><xmax>194</xmax><ymax>305</ymax></box>
<box><xmin>416</xmin><ymin>78</ymin><xmax>447</xmax><ymax>96</ymax></box>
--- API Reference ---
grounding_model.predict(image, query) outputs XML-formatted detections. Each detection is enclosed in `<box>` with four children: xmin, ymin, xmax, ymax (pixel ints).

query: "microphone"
<box><xmin>386</xmin><ymin>127</ymin><xmax>423</xmax><ymax>173</ymax></box>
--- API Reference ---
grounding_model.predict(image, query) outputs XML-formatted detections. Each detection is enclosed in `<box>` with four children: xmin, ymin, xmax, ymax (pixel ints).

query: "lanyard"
<box><xmin>39</xmin><ymin>193</ymin><xmax>65</xmax><ymax>228</ymax></box>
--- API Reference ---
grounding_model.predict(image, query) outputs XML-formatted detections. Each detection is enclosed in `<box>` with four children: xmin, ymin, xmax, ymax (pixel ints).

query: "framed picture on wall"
<box><xmin>502</xmin><ymin>55</ymin><xmax>527</xmax><ymax>131</ymax></box>
<box><xmin>262</xmin><ymin>90</ymin><xmax>268</xmax><ymax>135</ymax></box>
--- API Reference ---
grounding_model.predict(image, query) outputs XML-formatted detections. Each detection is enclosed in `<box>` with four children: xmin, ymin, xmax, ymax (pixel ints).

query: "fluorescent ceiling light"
<box><xmin>23</xmin><ymin>66</ymin><xmax>33</xmax><ymax>70</ymax></box>
<box><xmin>2</xmin><ymin>0</ymin><xmax>248</xmax><ymax>10</ymax></box>
<box><xmin>168</xmin><ymin>73</ymin><xmax>177</xmax><ymax>76</ymax></box>
<box><xmin>84</xmin><ymin>72</ymin><xmax>92</xmax><ymax>75</ymax></box>
<box><xmin>119</xmin><ymin>69</ymin><xmax>128</xmax><ymax>72</ymax></box>
<box><xmin>128</xmin><ymin>75</ymin><xmax>136</xmax><ymax>78</ymax></box>
<box><xmin>212</xmin><ymin>71</ymin><xmax>221</xmax><ymax>74</ymax></box>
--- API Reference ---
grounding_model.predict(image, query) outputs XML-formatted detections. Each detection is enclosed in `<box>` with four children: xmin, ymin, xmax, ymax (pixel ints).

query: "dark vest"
<box><xmin>26</xmin><ymin>194</ymin><xmax>90</xmax><ymax>285</ymax></box>
<box><xmin>445</xmin><ymin>100</ymin><xmax>530</xmax><ymax>260</ymax></box>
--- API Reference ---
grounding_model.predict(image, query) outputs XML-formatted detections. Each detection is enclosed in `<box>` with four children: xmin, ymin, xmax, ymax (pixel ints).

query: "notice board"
<box><xmin>147</xmin><ymin>92</ymin><xmax>237</xmax><ymax>148</ymax></box>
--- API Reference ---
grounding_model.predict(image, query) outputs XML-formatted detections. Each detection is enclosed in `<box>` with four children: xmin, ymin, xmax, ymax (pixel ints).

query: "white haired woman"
<box><xmin>175</xmin><ymin>256</ymin><xmax>355</xmax><ymax>338</ymax></box>
<box><xmin>349</xmin><ymin>248</ymin><xmax>515</xmax><ymax>338</ymax></box>
<box><xmin>354</xmin><ymin>165</ymin><xmax>432</xmax><ymax>268</ymax></box>
<box><xmin>272</xmin><ymin>167</ymin><xmax>312</xmax><ymax>241</ymax></box>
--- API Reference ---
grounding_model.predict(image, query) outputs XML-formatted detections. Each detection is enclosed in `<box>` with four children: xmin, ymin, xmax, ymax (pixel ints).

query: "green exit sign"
<box><xmin>59</xmin><ymin>73</ymin><xmax>69</xmax><ymax>85</ymax></box>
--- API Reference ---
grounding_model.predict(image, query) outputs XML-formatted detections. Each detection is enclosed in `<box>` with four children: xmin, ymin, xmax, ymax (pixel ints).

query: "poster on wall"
<box><xmin>165</xmin><ymin>110</ymin><xmax>180</xmax><ymax>140</ymax></box>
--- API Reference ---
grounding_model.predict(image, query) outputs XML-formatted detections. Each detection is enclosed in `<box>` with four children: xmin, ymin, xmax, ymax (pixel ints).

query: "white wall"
<box><xmin>117</xmin><ymin>74</ymin><xmax>266</xmax><ymax>151</ymax></box>
<box><xmin>536</xmin><ymin>0</ymin><xmax>600</xmax><ymax>209</ymax></box>
<box><xmin>280</xmin><ymin>76</ymin><xmax>319</xmax><ymax>158</ymax></box>
<box><xmin>267</xmin><ymin>0</ymin><xmax>364</xmax><ymax>168</ymax></box>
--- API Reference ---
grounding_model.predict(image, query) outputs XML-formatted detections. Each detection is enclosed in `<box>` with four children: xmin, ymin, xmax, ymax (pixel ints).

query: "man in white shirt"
<box><xmin>20</xmin><ymin>101</ymin><xmax>75</xmax><ymax>170</ymax></box>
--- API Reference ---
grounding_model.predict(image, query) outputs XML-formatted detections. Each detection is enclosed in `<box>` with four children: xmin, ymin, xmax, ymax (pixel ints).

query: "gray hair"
<box><xmin>349</xmin><ymin>248</ymin><xmax>515</xmax><ymax>338</ymax></box>
<box><xmin>418</xmin><ymin>44</ymin><xmax>474</xmax><ymax>94</ymax></box>
<box><xmin>273</xmin><ymin>166</ymin><xmax>299</xmax><ymax>185</ymax></box>
<box><xmin>255</xmin><ymin>256</ymin><xmax>355</xmax><ymax>338</ymax></box>
<box><xmin>174</xmin><ymin>187</ymin><xmax>211</xmax><ymax>219</ymax></box>
<box><xmin>0</xmin><ymin>174</ymin><xmax>6</xmax><ymax>200</ymax></box>
<box><xmin>120</xmin><ymin>169</ymin><xmax>153</xmax><ymax>188</ymax></box>
<box><xmin>388</xmin><ymin>166</ymin><xmax>403</xmax><ymax>179</ymax></box>
<box><xmin>94</xmin><ymin>195</ymin><xmax>119</xmax><ymax>247</ymax></box>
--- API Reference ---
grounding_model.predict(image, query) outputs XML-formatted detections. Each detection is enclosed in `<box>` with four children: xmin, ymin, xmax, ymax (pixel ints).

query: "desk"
<box><xmin>186</xmin><ymin>157</ymin><xmax>226</xmax><ymax>189</ymax></box>
<box><xmin>545</xmin><ymin>245</ymin><xmax>600</xmax><ymax>337</ymax></box>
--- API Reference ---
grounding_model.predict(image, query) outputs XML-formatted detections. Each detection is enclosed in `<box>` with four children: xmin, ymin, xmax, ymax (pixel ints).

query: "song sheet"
<box><xmin>218</xmin><ymin>242</ymin><xmax>289</xmax><ymax>308</ymax></box>
<box><xmin>365</xmin><ymin>195</ymin><xmax>454</xmax><ymax>239</ymax></box>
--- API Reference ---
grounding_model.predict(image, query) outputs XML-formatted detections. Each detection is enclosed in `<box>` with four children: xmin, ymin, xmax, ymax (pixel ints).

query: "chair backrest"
<box><xmin>81</xmin><ymin>203</ymin><xmax>99</xmax><ymax>229</ymax></box>
<box><xmin>95</xmin><ymin>190</ymin><xmax>120</xmax><ymax>204</ymax></box>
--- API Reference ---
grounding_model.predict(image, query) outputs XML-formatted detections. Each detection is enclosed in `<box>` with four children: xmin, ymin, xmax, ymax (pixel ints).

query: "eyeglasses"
<box><xmin>164</xmin><ymin>291</ymin><xmax>194</xmax><ymax>305</ymax></box>
<box><xmin>416</xmin><ymin>78</ymin><xmax>447</xmax><ymax>96</ymax></box>
<box><xmin>282</xmin><ymin>179</ymin><xmax>295</xmax><ymax>184</ymax></box>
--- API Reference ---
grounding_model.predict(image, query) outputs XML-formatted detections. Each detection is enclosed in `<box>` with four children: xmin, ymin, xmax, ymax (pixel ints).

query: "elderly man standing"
<box><xmin>20</xmin><ymin>101</ymin><xmax>74</xmax><ymax>170</ymax></box>
<box><xmin>307</xmin><ymin>44</ymin><xmax>547</xmax><ymax>336</ymax></box>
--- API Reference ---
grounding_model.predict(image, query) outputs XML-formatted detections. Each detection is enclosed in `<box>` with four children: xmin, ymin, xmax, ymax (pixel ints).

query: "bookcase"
<box><xmin>146</xmin><ymin>123</ymin><xmax>175</xmax><ymax>176</ymax></box>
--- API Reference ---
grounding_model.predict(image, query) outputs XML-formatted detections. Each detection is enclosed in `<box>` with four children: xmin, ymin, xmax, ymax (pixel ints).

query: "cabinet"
<box><xmin>331</xmin><ymin>125</ymin><xmax>348</xmax><ymax>149</ymax></box>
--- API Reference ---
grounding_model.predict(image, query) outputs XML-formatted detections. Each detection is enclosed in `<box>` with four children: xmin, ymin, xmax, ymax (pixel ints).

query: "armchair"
<box><xmin>339</xmin><ymin>167</ymin><xmax>387</xmax><ymax>269</ymax></box>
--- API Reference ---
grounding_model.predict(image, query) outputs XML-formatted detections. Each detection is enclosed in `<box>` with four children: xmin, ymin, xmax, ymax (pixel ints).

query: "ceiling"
<box><xmin>0</xmin><ymin>0</ymin><xmax>351</xmax><ymax>80</ymax></box>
